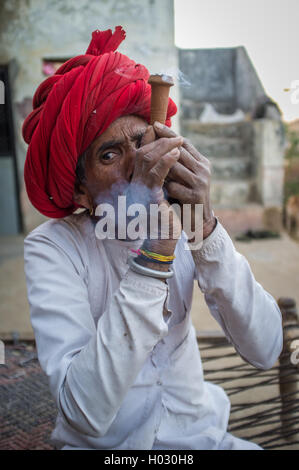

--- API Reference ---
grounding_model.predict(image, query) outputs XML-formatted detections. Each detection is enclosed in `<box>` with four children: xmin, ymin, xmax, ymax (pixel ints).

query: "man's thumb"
<box><xmin>141</xmin><ymin>125</ymin><xmax>156</xmax><ymax>146</ymax></box>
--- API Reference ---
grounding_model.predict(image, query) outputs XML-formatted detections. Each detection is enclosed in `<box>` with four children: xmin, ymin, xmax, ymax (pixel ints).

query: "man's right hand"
<box><xmin>131</xmin><ymin>126</ymin><xmax>183</xmax><ymax>205</ymax></box>
<box><xmin>129</xmin><ymin>125</ymin><xmax>183</xmax><ymax>258</ymax></box>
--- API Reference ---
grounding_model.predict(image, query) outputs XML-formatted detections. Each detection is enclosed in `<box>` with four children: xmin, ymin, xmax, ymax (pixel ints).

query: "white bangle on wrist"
<box><xmin>128</xmin><ymin>256</ymin><xmax>174</xmax><ymax>279</ymax></box>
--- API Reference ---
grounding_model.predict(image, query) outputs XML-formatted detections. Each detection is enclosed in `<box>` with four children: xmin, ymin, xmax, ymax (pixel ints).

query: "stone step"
<box><xmin>181</xmin><ymin>119</ymin><xmax>254</xmax><ymax>140</ymax></box>
<box><xmin>209</xmin><ymin>156</ymin><xmax>253</xmax><ymax>179</ymax></box>
<box><xmin>210</xmin><ymin>178</ymin><xmax>256</xmax><ymax>207</ymax></box>
<box><xmin>189</xmin><ymin>134</ymin><xmax>249</xmax><ymax>159</ymax></box>
<box><xmin>180</xmin><ymin>100</ymin><xmax>237</xmax><ymax>121</ymax></box>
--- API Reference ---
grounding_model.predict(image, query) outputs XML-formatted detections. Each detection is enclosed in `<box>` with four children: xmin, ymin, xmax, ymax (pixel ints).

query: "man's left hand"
<box><xmin>153</xmin><ymin>121</ymin><xmax>216</xmax><ymax>240</ymax></box>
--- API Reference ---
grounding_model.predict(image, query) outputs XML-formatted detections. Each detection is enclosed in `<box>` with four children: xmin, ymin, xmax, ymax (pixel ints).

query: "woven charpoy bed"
<box><xmin>0</xmin><ymin>298</ymin><xmax>298</xmax><ymax>450</ymax></box>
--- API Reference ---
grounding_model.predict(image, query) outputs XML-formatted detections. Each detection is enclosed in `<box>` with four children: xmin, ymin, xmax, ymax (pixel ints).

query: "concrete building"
<box><xmin>178</xmin><ymin>46</ymin><xmax>285</xmax><ymax>233</ymax></box>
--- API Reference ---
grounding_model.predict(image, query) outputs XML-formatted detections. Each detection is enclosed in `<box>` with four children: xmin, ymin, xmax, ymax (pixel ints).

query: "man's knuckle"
<box><xmin>149</xmin><ymin>167</ymin><xmax>159</xmax><ymax>178</ymax></box>
<box><xmin>191</xmin><ymin>187</ymin><xmax>200</xmax><ymax>199</ymax></box>
<box><xmin>205</xmin><ymin>165</ymin><xmax>212</xmax><ymax>178</ymax></box>
<box><xmin>204</xmin><ymin>156</ymin><xmax>211</xmax><ymax>167</ymax></box>
<box><xmin>159</xmin><ymin>154</ymin><xmax>173</xmax><ymax>166</ymax></box>
<box><xmin>193</xmin><ymin>159</ymin><xmax>201</xmax><ymax>170</ymax></box>
<box><xmin>190</xmin><ymin>174</ymin><xmax>198</xmax><ymax>186</ymax></box>
<box><xmin>201</xmin><ymin>175</ymin><xmax>210</xmax><ymax>188</ymax></box>
<box><xmin>142</xmin><ymin>152</ymin><xmax>153</xmax><ymax>163</ymax></box>
<box><xmin>159</xmin><ymin>137</ymin><xmax>170</xmax><ymax>149</ymax></box>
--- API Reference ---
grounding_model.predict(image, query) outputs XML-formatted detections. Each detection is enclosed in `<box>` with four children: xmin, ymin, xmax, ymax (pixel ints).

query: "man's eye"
<box><xmin>100</xmin><ymin>152</ymin><xmax>115</xmax><ymax>162</ymax></box>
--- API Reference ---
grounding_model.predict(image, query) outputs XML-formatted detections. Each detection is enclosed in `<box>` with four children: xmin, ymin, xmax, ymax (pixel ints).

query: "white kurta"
<box><xmin>24</xmin><ymin>211</ymin><xmax>283</xmax><ymax>450</ymax></box>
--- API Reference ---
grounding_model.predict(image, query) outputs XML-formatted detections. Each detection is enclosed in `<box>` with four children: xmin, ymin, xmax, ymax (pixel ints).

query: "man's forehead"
<box><xmin>94</xmin><ymin>115</ymin><xmax>148</xmax><ymax>147</ymax></box>
<box><xmin>106</xmin><ymin>115</ymin><xmax>147</xmax><ymax>136</ymax></box>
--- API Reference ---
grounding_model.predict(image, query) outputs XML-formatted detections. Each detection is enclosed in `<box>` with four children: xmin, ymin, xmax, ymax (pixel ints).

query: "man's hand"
<box><xmin>153</xmin><ymin>121</ymin><xmax>216</xmax><ymax>240</ymax></box>
<box><xmin>128</xmin><ymin>125</ymin><xmax>183</xmax><ymax>258</ymax></box>
<box><xmin>131</xmin><ymin>126</ymin><xmax>183</xmax><ymax>205</ymax></box>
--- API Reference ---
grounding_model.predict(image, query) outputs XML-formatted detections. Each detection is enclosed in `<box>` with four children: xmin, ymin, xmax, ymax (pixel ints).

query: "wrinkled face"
<box><xmin>75</xmin><ymin>115</ymin><xmax>148</xmax><ymax>209</ymax></box>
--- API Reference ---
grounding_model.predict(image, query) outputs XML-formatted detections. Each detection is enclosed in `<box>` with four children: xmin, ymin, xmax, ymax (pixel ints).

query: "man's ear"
<box><xmin>73</xmin><ymin>181</ymin><xmax>92</xmax><ymax>210</ymax></box>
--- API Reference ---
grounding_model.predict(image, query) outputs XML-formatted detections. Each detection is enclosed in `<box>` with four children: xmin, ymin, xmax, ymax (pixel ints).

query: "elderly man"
<box><xmin>23</xmin><ymin>27</ymin><xmax>282</xmax><ymax>450</ymax></box>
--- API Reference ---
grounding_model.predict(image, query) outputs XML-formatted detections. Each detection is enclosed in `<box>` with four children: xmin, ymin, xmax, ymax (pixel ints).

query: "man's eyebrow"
<box><xmin>96</xmin><ymin>139</ymin><xmax>123</xmax><ymax>153</ymax></box>
<box><xmin>132</xmin><ymin>130</ymin><xmax>147</xmax><ymax>143</ymax></box>
<box><xmin>96</xmin><ymin>130</ymin><xmax>147</xmax><ymax>153</ymax></box>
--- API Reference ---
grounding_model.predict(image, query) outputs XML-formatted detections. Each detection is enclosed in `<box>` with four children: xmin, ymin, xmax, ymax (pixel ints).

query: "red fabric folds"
<box><xmin>22</xmin><ymin>26</ymin><xmax>177</xmax><ymax>218</ymax></box>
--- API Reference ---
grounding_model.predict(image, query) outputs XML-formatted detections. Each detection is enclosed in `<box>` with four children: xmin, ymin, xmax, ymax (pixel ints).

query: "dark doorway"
<box><xmin>0</xmin><ymin>65</ymin><xmax>23</xmax><ymax>234</ymax></box>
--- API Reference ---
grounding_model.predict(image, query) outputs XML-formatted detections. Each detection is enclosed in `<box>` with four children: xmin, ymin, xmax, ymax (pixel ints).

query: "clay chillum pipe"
<box><xmin>148</xmin><ymin>74</ymin><xmax>174</xmax><ymax>125</ymax></box>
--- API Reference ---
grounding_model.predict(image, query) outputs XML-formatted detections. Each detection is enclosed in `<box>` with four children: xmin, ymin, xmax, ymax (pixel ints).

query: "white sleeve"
<box><xmin>192</xmin><ymin>220</ymin><xmax>283</xmax><ymax>370</ymax></box>
<box><xmin>24</xmin><ymin>232</ymin><xmax>169</xmax><ymax>438</ymax></box>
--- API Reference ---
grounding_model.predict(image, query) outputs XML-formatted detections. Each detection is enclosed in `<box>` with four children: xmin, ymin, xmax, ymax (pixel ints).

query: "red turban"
<box><xmin>22</xmin><ymin>26</ymin><xmax>177</xmax><ymax>218</ymax></box>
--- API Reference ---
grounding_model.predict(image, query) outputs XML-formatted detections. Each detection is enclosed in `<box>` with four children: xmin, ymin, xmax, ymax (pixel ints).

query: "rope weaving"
<box><xmin>0</xmin><ymin>343</ymin><xmax>57</xmax><ymax>450</ymax></box>
<box><xmin>197</xmin><ymin>319</ymin><xmax>299</xmax><ymax>449</ymax></box>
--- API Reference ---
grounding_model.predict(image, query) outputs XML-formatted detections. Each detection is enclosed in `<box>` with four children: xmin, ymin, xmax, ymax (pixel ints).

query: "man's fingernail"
<box><xmin>154</xmin><ymin>121</ymin><xmax>164</xmax><ymax>128</ymax></box>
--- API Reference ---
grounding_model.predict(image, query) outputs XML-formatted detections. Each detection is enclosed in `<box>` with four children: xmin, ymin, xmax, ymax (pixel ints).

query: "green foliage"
<box><xmin>285</xmin><ymin>125</ymin><xmax>299</xmax><ymax>161</ymax></box>
<box><xmin>284</xmin><ymin>123</ymin><xmax>299</xmax><ymax>202</ymax></box>
<box><xmin>284</xmin><ymin>124</ymin><xmax>299</xmax><ymax>203</ymax></box>
<box><xmin>284</xmin><ymin>180</ymin><xmax>299</xmax><ymax>203</ymax></box>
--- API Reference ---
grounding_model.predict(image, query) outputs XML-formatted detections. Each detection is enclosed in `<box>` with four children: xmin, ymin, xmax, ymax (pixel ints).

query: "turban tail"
<box><xmin>22</xmin><ymin>26</ymin><xmax>177</xmax><ymax>218</ymax></box>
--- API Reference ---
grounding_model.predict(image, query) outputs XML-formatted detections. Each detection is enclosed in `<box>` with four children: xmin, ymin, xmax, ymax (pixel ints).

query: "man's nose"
<box><xmin>124</xmin><ymin>146</ymin><xmax>137</xmax><ymax>182</ymax></box>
